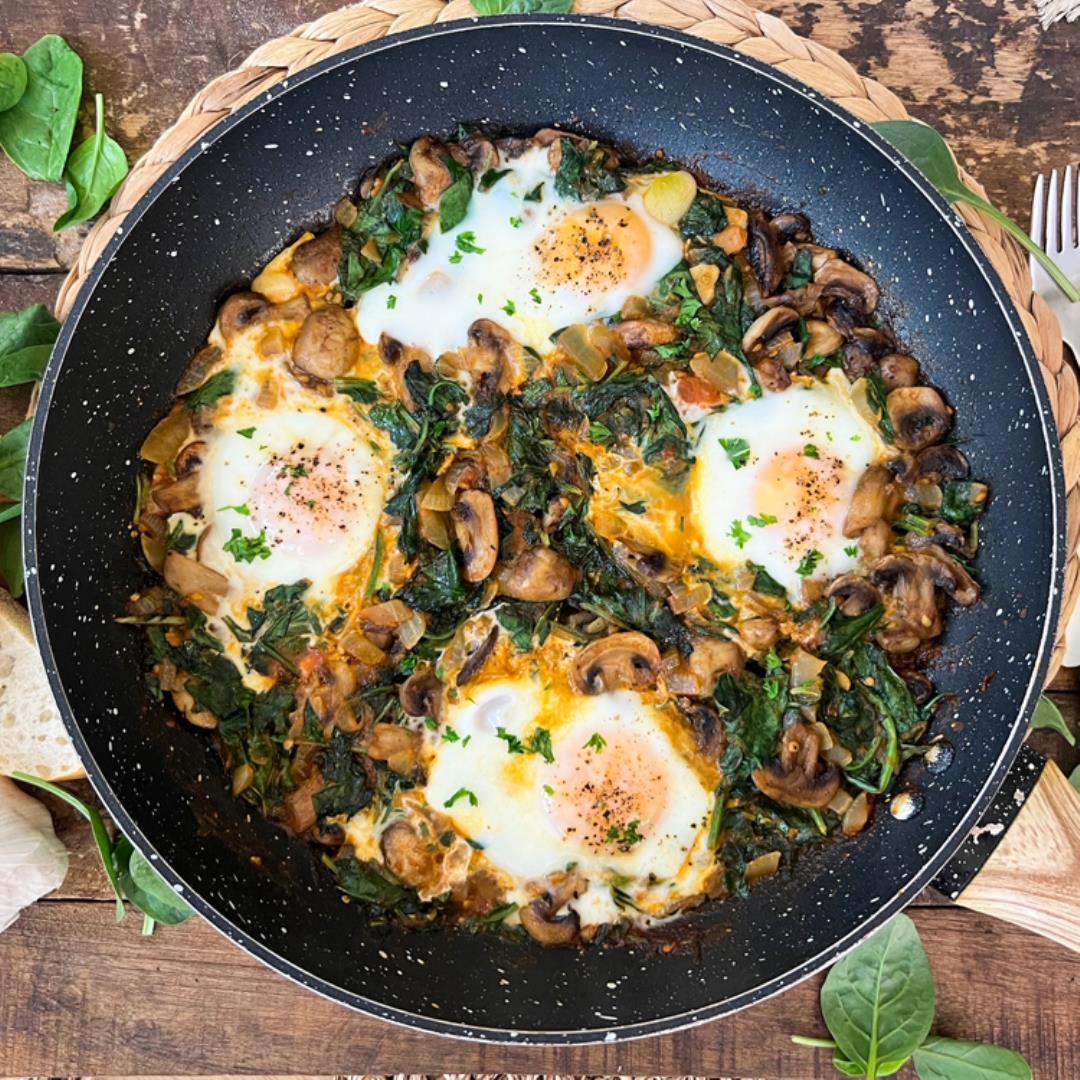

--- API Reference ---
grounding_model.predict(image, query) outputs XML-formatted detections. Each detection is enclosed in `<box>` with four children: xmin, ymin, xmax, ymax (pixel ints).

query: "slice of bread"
<box><xmin>0</xmin><ymin>589</ymin><xmax>84</xmax><ymax>780</ymax></box>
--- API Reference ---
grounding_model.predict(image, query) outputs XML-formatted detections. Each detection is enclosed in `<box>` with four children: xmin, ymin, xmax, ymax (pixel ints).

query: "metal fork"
<box><xmin>1029</xmin><ymin>165</ymin><xmax>1080</xmax><ymax>356</ymax></box>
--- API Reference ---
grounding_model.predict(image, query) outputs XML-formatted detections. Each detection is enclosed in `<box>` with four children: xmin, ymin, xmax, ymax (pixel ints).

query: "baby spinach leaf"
<box><xmin>913</xmin><ymin>1037</ymin><xmax>1032</xmax><ymax>1080</ymax></box>
<box><xmin>873</xmin><ymin>120</ymin><xmax>1079</xmax><ymax>303</ymax></box>
<box><xmin>54</xmin><ymin>93</ymin><xmax>129</xmax><ymax>231</ymax></box>
<box><xmin>439</xmin><ymin>156</ymin><xmax>473</xmax><ymax>233</ymax></box>
<box><xmin>1030</xmin><ymin>694</ymin><xmax>1075</xmax><ymax>746</ymax></box>
<box><xmin>0</xmin><ymin>516</ymin><xmax>23</xmax><ymax>597</ymax></box>
<box><xmin>0</xmin><ymin>302</ymin><xmax>60</xmax><ymax>387</ymax></box>
<box><xmin>472</xmin><ymin>0</ymin><xmax>573</xmax><ymax>13</ymax></box>
<box><xmin>114</xmin><ymin>836</ymin><xmax>195</xmax><ymax>930</ymax></box>
<box><xmin>0</xmin><ymin>418</ymin><xmax>32</xmax><ymax>502</ymax></box>
<box><xmin>1069</xmin><ymin>764</ymin><xmax>1080</xmax><ymax>793</ymax></box>
<box><xmin>0</xmin><ymin>53</ymin><xmax>28</xmax><ymax>112</ymax></box>
<box><xmin>0</xmin><ymin>35</ymin><xmax>83</xmax><ymax>182</ymax></box>
<box><xmin>819</xmin><ymin>914</ymin><xmax>935</xmax><ymax>1077</ymax></box>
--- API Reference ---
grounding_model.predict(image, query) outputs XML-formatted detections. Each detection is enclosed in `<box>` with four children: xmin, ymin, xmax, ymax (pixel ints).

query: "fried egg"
<box><xmin>413</xmin><ymin>674</ymin><xmax>717</xmax><ymax>925</ymax></box>
<box><xmin>356</xmin><ymin>146</ymin><xmax>684</xmax><ymax>357</ymax></box>
<box><xmin>691</xmin><ymin>371</ymin><xmax>887</xmax><ymax>595</ymax></box>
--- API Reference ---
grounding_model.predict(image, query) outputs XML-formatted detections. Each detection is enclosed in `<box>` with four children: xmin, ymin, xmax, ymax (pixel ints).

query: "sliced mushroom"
<box><xmin>870</xmin><ymin>553</ymin><xmax>940</xmax><ymax>652</ymax></box>
<box><xmin>495</xmin><ymin>547</ymin><xmax>577</xmax><ymax>602</ymax></box>
<box><xmin>905</xmin><ymin>519</ymin><xmax>971</xmax><ymax>556</ymax></box>
<box><xmin>152</xmin><ymin>473</ymin><xmax>201</xmax><ymax>515</ymax></box>
<box><xmin>755</xmin><ymin>355</ymin><xmax>791</xmax><ymax>392</ymax></box>
<box><xmin>841</xmin><ymin>339</ymin><xmax>876</xmax><ymax>381</ymax></box>
<box><xmin>456</xmin><ymin>625</ymin><xmax>498</xmax><ymax>687</ymax></box>
<box><xmin>919</xmin><ymin>544</ymin><xmax>981</xmax><ymax>606</ymax></box>
<box><xmin>614</xmin><ymin>541</ymin><xmax>679</xmax><ymax>592</ymax></box>
<box><xmin>680</xmin><ymin>637</ymin><xmax>745</xmax><ymax>696</ymax></box>
<box><xmin>451</xmin><ymin>490</ymin><xmax>499</xmax><ymax>583</ymax></box>
<box><xmin>843</xmin><ymin>465</ymin><xmax>895</xmax><ymax>537</ymax></box>
<box><xmin>292</xmin><ymin>304</ymin><xmax>359</xmax><ymax>382</ymax></box>
<box><xmin>815</xmin><ymin>259</ymin><xmax>880</xmax><ymax>318</ymax></box>
<box><xmin>367</xmin><ymin>723</ymin><xmax>421</xmax><ymax>775</ymax></box>
<box><xmin>291</xmin><ymin>227</ymin><xmax>342</xmax><ymax>286</ymax></box>
<box><xmin>614</xmin><ymin>319</ymin><xmax>680</xmax><ymax>350</ymax></box>
<box><xmin>465</xmin><ymin>318</ymin><xmax>516</xmax><ymax>388</ymax></box>
<box><xmin>171</xmin><ymin>680</ymin><xmax>219</xmax><ymax>729</ymax></box>
<box><xmin>399</xmin><ymin>668</ymin><xmax>443</xmax><ymax>718</ymax></box>
<box><xmin>879</xmin><ymin>353</ymin><xmax>920</xmax><ymax>390</ymax></box>
<box><xmin>803</xmin><ymin>319</ymin><xmax>844</xmax><ymax>359</ymax></box>
<box><xmin>174</xmin><ymin>440</ymin><xmax>206</xmax><ymax>478</ymax></box>
<box><xmin>915</xmin><ymin>444</ymin><xmax>969</xmax><ymax>482</ymax></box>
<box><xmin>176</xmin><ymin>344</ymin><xmax>224</xmax><ymax>395</ymax></box>
<box><xmin>887</xmin><ymin>386</ymin><xmax>952</xmax><ymax>451</ymax></box>
<box><xmin>826</xmin><ymin>575</ymin><xmax>881</xmax><ymax>616</ymax></box>
<box><xmin>459</xmin><ymin>131</ymin><xmax>498</xmax><ymax>175</ymax></box>
<box><xmin>409</xmin><ymin>136</ymin><xmax>453</xmax><ymax>209</ymax></box>
<box><xmin>217</xmin><ymin>292</ymin><xmax>269</xmax><ymax>340</ymax></box>
<box><xmin>741</xmin><ymin>306</ymin><xmax>799</xmax><ymax>357</ymax></box>
<box><xmin>570</xmin><ymin>631</ymin><xmax>661</xmax><ymax>695</ymax></box>
<box><xmin>681</xmin><ymin>699</ymin><xmax>726</xmax><ymax>760</ymax></box>
<box><xmin>752</xmin><ymin>722</ymin><xmax>841</xmax><ymax>809</ymax></box>
<box><xmin>762</xmin><ymin>282</ymin><xmax>824</xmax><ymax>316</ymax></box>
<box><xmin>747</xmin><ymin>211</ymin><xmax>782</xmax><ymax>294</ymax></box>
<box><xmin>519</xmin><ymin>873</ymin><xmax>584</xmax><ymax>947</ymax></box>
<box><xmin>771</xmin><ymin>212</ymin><xmax>812</xmax><ymax>242</ymax></box>
<box><xmin>740</xmin><ymin>616</ymin><xmax>780</xmax><ymax>651</ymax></box>
<box><xmin>163</xmin><ymin>551</ymin><xmax>228</xmax><ymax>612</ymax></box>
<box><xmin>380</xmin><ymin>820</ymin><xmax>436</xmax><ymax>890</ymax></box>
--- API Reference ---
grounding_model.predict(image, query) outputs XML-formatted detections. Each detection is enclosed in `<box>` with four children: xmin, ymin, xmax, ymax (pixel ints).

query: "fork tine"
<box><xmin>1063</xmin><ymin>164</ymin><xmax>1076</xmax><ymax>250</ymax></box>
<box><xmin>1046</xmin><ymin>168</ymin><xmax>1061</xmax><ymax>254</ymax></box>
<box><xmin>1030</xmin><ymin>172</ymin><xmax>1046</xmax><ymax>248</ymax></box>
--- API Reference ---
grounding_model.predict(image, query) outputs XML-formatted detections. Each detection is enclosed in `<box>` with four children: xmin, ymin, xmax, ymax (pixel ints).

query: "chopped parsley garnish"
<box><xmin>543</xmin><ymin>784</ymin><xmax>555</xmax><ymax>796</ymax></box>
<box><xmin>619</xmin><ymin>500</ymin><xmax>646</xmax><ymax>515</ymax></box>
<box><xmin>607</xmin><ymin>820</ymin><xmax>644</xmax><ymax>847</ymax></box>
<box><xmin>796</xmin><ymin>549</ymin><xmax>824</xmax><ymax>577</ymax></box>
<box><xmin>747</xmin><ymin>513</ymin><xmax>777</xmax><ymax>527</ymax></box>
<box><xmin>496</xmin><ymin>726</ymin><xmax>525</xmax><ymax>754</ymax></box>
<box><xmin>223</xmin><ymin>527</ymin><xmax>271</xmax><ymax>563</ymax></box>
<box><xmin>479</xmin><ymin>167</ymin><xmax>511</xmax><ymax>191</ymax></box>
<box><xmin>455</xmin><ymin>231</ymin><xmax>485</xmax><ymax>255</ymax></box>
<box><xmin>510</xmin><ymin>215</ymin><xmax>523</xmax><ymax>228</ymax></box>
<box><xmin>589</xmin><ymin>420</ymin><xmax>613</xmax><ymax>443</ymax></box>
<box><xmin>237</xmin><ymin>427</ymin><xmax>256</xmax><ymax>439</ymax></box>
<box><xmin>763</xmin><ymin>647</ymin><xmax>785</xmax><ymax>700</ymax></box>
<box><xmin>386</xmin><ymin>294</ymin><xmax>397</xmax><ymax>310</ymax></box>
<box><xmin>524</xmin><ymin>182</ymin><xmax>544</xmax><ymax>202</ymax></box>
<box><xmin>444</xmin><ymin>787</ymin><xmax>478</xmax><ymax>808</ymax></box>
<box><xmin>442</xmin><ymin>726</ymin><xmax>461</xmax><ymax>743</ymax></box>
<box><xmin>449</xmin><ymin>251</ymin><xmax>463</xmax><ymax>264</ymax></box>
<box><xmin>803</xmin><ymin>443</ymin><xmax>820</xmax><ymax>459</ymax></box>
<box><xmin>529</xmin><ymin>287</ymin><xmax>542</xmax><ymax>304</ymax></box>
<box><xmin>583</xmin><ymin>732</ymin><xmax>607</xmax><ymax>752</ymax></box>
<box><xmin>217</xmin><ymin>503</ymin><xmax>251</xmax><ymax>516</ymax></box>
<box><xmin>283</xmin><ymin>463</ymin><xmax>308</xmax><ymax>478</ymax></box>
<box><xmin>844</xmin><ymin>544</ymin><xmax>860</xmax><ymax>558</ymax></box>
<box><xmin>526</xmin><ymin>728</ymin><xmax>554</xmax><ymax>763</ymax></box>
<box><xmin>164</xmin><ymin>520</ymin><xmax>196</xmax><ymax>553</ymax></box>
<box><xmin>729</xmin><ymin>519</ymin><xmax>752</xmax><ymax>549</ymax></box>
<box><xmin>719</xmin><ymin>436</ymin><xmax>750</xmax><ymax>470</ymax></box>
<box><xmin>502</xmin><ymin>299</ymin><xmax>516</xmax><ymax>316</ymax></box>
<box><xmin>851</xmin><ymin>434</ymin><xmax>862</xmax><ymax>442</ymax></box>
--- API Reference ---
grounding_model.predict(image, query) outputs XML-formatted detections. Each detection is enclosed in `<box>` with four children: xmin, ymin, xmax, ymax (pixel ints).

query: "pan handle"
<box><xmin>933</xmin><ymin>747</ymin><xmax>1080</xmax><ymax>953</ymax></box>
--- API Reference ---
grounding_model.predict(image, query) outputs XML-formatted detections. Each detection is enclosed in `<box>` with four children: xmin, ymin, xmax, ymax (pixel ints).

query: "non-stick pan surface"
<box><xmin>26</xmin><ymin>16</ymin><xmax>1064</xmax><ymax>1043</ymax></box>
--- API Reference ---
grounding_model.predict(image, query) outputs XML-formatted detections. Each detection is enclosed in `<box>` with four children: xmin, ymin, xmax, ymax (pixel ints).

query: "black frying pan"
<box><xmin>24</xmin><ymin>15</ymin><xmax>1065</xmax><ymax>1043</ymax></box>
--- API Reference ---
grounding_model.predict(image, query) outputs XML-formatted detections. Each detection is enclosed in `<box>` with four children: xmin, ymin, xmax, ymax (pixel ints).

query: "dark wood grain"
<box><xmin>2</xmin><ymin>902</ymin><xmax>1074</xmax><ymax>1078</ymax></box>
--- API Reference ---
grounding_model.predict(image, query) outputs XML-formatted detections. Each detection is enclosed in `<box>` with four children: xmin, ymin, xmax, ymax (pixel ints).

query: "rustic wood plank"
<box><xmin>0</xmin><ymin>902</ymin><xmax>1071</xmax><ymax>1077</ymax></box>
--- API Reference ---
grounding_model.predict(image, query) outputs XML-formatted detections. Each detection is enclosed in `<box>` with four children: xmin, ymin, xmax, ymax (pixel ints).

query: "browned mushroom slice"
<box><xmin>878</xmin><ymin>353</ymin><xmax>920</xmax><ymax>390</ymax></box>
<box><xmin>174</xmin><ymin>440</ymin><xmax>206</xmax><ymax>478</ymax></box>
<box><xmin>570</xmin><ymin>631</ymin><xmax>661</xmax><ymax>695</ymax></box>
<box><xmin>217</xmin><ymin>292</ymin><xmax>269</xmax><ymax>340</ymax></box>
<box><xmin>176</xmin><ymin>344</ymin><xmax>224</xmax><ymax>395</ymax></box>
<box><xmin>841</xmin><ymin>339</ymin><xmax>876</xmax><ymax>381</ymax></box>
<box><xmin>519</xmin><ymin>894</ymin><xmax>580</xmax><ymax>947</ymax></box>
<box><xmin>613</xmin><ymin>319</ymin><xmax>680</xmax><ymax>351</ymax></box>
<box><xmin>919</xmin><ymin>544</ymin><xmax>981</xmax><ymax>606</ymax></box>
<box><xmin>771</xmin><ymin>212</ymin><xmax>812</xmax><ymax>242</ymax></box>
<box><xmin>465</xmin><ymin>318</ymin><xmax>516</xmax><ymax>388</ymax></box>
<box><xmin>291</xmin><ymin>227</ymin><xmax>342</xmax><ymax>286</ymax></box>
<box><xmin>752</xmin><ymin>722</ymin><xmax>841</xmax><ymax>809</ymax></box>
<box><xmin>747</xmin><ymin>211</ymin><xmax>783</xmax><ymax>293</ymax></box>
<box><xmin>409</xmin><ymin>136</ymin><xmax>453</xmax><ymax>209</ymax></box>
<box><xmin>803</xmin><ymin>319</ymin><xmax>844</xmax><ymax>359</ymax></box>
<box><xmin>152</xmin><ymin>473</ymin><xmax>201</xmax><ymax>515</ymax></box>
<box><xmin>292</xmin><ymin>304</ymin><xmax>359</xmax><ymax>382</ymax></box>
<box><xmin>163</xmin><ymin>551</ymin><xmax>228</xmax><ymax>613</ymax></box>
<box><xmin>451</xmin><ymin>490</ymin><xmax>499</xmax><ymax>583</ymax></box>
<box><xmin>869</xmin><ymin>553</ymin><xmax>940</xmax><ymax>651</ymax></box>
<box><xmin>755</xmin><ymin>355</ymin><xmax>791</xmax><ymax>392</ymax></box>
<box><xmin>380</xmin><ymin>820</ymin><xmax>436</xmax><ymax>890</ymax></box>
<box><xmin>495</xmin><ymin>547</ymin><xmax>577</xmax><ymax>602</ymax></box>
<box><xmin>826</xmin><ymin>574</ymin><xmax>881</xmax><ymax>616</ymax></box>
<box><xmin>886</xmin><ymin>386</ymin><xmax>952</xmax><ymax>451</ymax></box>
<box><xmin>814</xmin><ymin>259</ymin><xmax>880</xmax><ymax>318</ymax></box>
<box><xmin>681</xmin><ymin>637</ymin><xmax>745</xmax><ymax>696</ymax></box>
<box><xmin>761</xmin><ymin>282</ymin><xmax>824</xmax><ymax>316</ymax></box>
<box><xmin>682</xmin><ymin>699</ymin><xmax>726</xmax><ymax>760</ymax></box>
<box><xmin>741</xmin><ymin>306</ymin><xmax>799</xmax><ymax>357</ymax></box>
<box><xmin>905</xmin><ymin>520</ymin><xmax>971</xmax><ymax>556</ymax></box>
<box><xmin>457</xmin><ymin>625</ymin><xmax>499</xmax><ymax>687</ymax></box>
<box><xmin>843</xmin><ymin>465</ymin><xmax>894</xmax><ymax>537</ymax></box>
<box><xmin>367</xmin><ymin>723</ymin><xmax>421</xmax><ymax>775</ymax></box>
<box><xmin>459</xmin><ymin>131</ymin><xmax>498</xmax><ymax>175</ymax></box>
<box><xmin>914</xmin><ymin>444</ymin><xmax>969</xmax><ymax>481</ymax></box>
<box><xmin>399</xmin><ymin>668</ymin><xmax>443</xmax><ymax>718</ymax></box>
<box><xmin>740</xmin><ymin>616</ymin><xmax>780</xmax><ymax>651</ymax></box>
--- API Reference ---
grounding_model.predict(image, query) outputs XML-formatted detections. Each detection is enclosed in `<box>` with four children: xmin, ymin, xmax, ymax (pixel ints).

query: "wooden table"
<box><xmin>2</xmin><ymin>1</ymin><xmax>1078</xmax><ymax>1076</ymax></box>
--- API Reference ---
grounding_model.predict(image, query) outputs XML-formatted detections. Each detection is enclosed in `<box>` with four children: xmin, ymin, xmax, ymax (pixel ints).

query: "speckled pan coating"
<box><xmin>23</xmin><ymin>16</ymin><xmax>1064</xmax><ymax>1045</ymax></box>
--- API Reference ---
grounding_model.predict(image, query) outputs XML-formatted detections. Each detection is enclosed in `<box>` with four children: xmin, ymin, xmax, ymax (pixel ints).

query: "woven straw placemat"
<box><xmin>53</xmin><ymin>0</ymin><xmax>1080</xmax><ymax>680</ymax></box>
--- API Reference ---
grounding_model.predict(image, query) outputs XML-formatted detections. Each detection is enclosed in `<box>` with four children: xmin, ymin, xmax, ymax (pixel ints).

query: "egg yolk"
<box><xmin>247</xmin><ymin>444</ymin><xmax>370</xmax><ymax>561</ymax></box>
<box><xmin>754</xmin><ymin>445</ymin><xmax>851</xmax><ymax>556</ymax></box>
<box><xmin>534</xmin><ymin>202</ymin><xmax>652</xmax><ymax>295</ymax></box>
<box><xmin>544</xmin><ymin>727</ymin><xmax>668</xmax><ymax>853</ymax></box>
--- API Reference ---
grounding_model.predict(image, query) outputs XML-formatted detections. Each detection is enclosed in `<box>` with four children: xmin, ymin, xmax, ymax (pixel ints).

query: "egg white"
<box><xmin>356</xmin><ymin>146</ymin><xmax>684</xmax><ymax>358</ymax></box>
<box><xmin>691</xmin><ymin>371</ymin><xmax>887</xmax><ymax>595</ymax></box>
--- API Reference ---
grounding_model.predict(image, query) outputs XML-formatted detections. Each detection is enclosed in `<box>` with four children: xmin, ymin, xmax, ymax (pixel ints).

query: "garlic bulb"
<box><xmin>0</xmin><ymin>776</ymin><xmax>69</xmax><ymax>933</ymax></box>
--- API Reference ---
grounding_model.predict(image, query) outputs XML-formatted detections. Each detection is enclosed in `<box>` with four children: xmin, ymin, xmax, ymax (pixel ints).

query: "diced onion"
<box><xmin>232</xmin><ymin>763</ymin><xmax>254</xmax><ymax>797</ymax></box>
<box><xmin>558</xmin><ymin>324</ymin><xmax>607</xmax><ymax>381</ymax></box>
<box><xmin>745</xmin><ymin>850</ymin><xmax>781</xmax><ymax>882</ymax></box>
<box><xmin>827</xmin><ymin>788</ymin><xmax>854</xmax><ymax>815</ymax></box>
<box><xmin>341</xmin><ymin>630</ymin><xmax>387</xmax><ymax>665</ymax></box>
<box><xmin>842</xmin><ymin>792</ymin><xmax>872</xmax><ymax>835</ymax></box>
<box><xmin>792</xmin><ymin>648</ymin><xmax>827</xmax><ymax>687</ymax></box>
<box><xmin>139</xmin><ymin>408</ymin><xmax>191</xmax><ymax>465</ymax></box>
<box><xmin>357</xmin><ymin>599</ymin><xmax>413</xmax><ymax>629</ymax></box>
<box><xmin>668</xmin><ymin>581</ymin><xmax>711</xmax><ymax>615</ymax></box>
<box><xmin>419</xmin><ymin>506</ymin><xmax>451</xmax><ymax>550</ymax></box>
<box><xmin>482</xmin><ymin>443</ymin><xmax>512</xmax><ymax>488</ymax></box>
<box><xmin>421</xmin><ymin>477</ymin><xmax>454</xmax><ymax>511</ymax></box>
<box><xmin>397</xmin><ymin>610</ymin><xmax>426</xmax><ymax>650</ymax></box>
<box><xmin>642</xmin><ymin>171</ymin><xmax>698</xmax><ymax>226</ymax></box>
<box><xmin>691</xmin><ymin>350</ymin><xmax>745</xmax><ymax>396</ymax></box>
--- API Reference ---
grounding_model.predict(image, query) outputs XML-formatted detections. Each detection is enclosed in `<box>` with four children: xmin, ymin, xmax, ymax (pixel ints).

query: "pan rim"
<box><xmin>23</xmin><ymin>13</ymin><xmax>1066</xmax><ymax>1045</ymax></box>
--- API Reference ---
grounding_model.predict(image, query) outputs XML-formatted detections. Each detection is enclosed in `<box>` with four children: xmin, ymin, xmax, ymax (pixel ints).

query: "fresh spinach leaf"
<box><xmin>0</xmin><ymin>303</ymin><xmax>60</xmax><ymax>387</ymax></box>
<box><xmin>54</xmin><ymin>93</ymin><xmax>128</xmax><ymax>231</ymax></box>
<box><xmin>185</xmin><ymin>368</ymin><xmax>235</xmax><ymax>411</ymax></box>
<box><xmin>335</xmin><ymin>376</ymin><xmax>380</xmax><ymax>404</ymax></box>
<box><xmin>873</xmin><ymin>120</ymin><xmax>1078</xmax><ymax>303</ymax></box>
<box><xmin>0</xmin><ymin>53</ymin><xmax>27</xmax><ymax>113</ymax></box>
<box><xmin>0</xmin><ymin>35</ymin><xmax>83</xmax><ymax>182</ymax></box>
<box><xmin>313</xmin><ymin>730</ymin><xmax>373</xmax><ymax>817</ymax></box>
<box><xmin>472</xmin><ymin>0</ymin><xmax>573</xmax><ymax>13</ymax></box>
<box><xmin>0</xmin><ymin>417</ymin><xmax>32</xmax><ymax>502</ymax></box>
<box><xmin>940</xmin><ymin>481</ymin><xmax>986</xmax><ymax>526</ymax></box>
<box><xmin>113</xmin><ymin>836</ymin><xmax>195</xmax><ymax>931</ymax></box>
<box><xmin>820</xmin><ymin>914</ymin><xmax>936</xmax><ymax>1077</ymax></box>
<box><xmin>912</xmin><ymin>1037</ymin><xmax>1032</xmax><ymax>1080</ymax></box>
<box><xmin>679</xmin><ymin>194</ymin><xmax>727</xmax><ymax>238</ymax></box>
<box><xmin>749</xmin><ymin>561</ymin><xmax>787</xmax><ymax>598</ymax></box>
<box><xmin>325</xmin><ymin>854</ymin><xmax>411</xmax><ymax>907</ymax></box>
<box><xmin>553</xmin><ymin>137</ymin><xmax>625</xmax><ymax>201</ymax></box>
<box><xmin>1030</xmin><ymin>694</ymin><xmax>1075</xmax><ymax>746</ymax></box>
<box><xmin>0</xmin><ymin>516</ymin><xmax>23</xmax><ymax>597</ymax></box>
